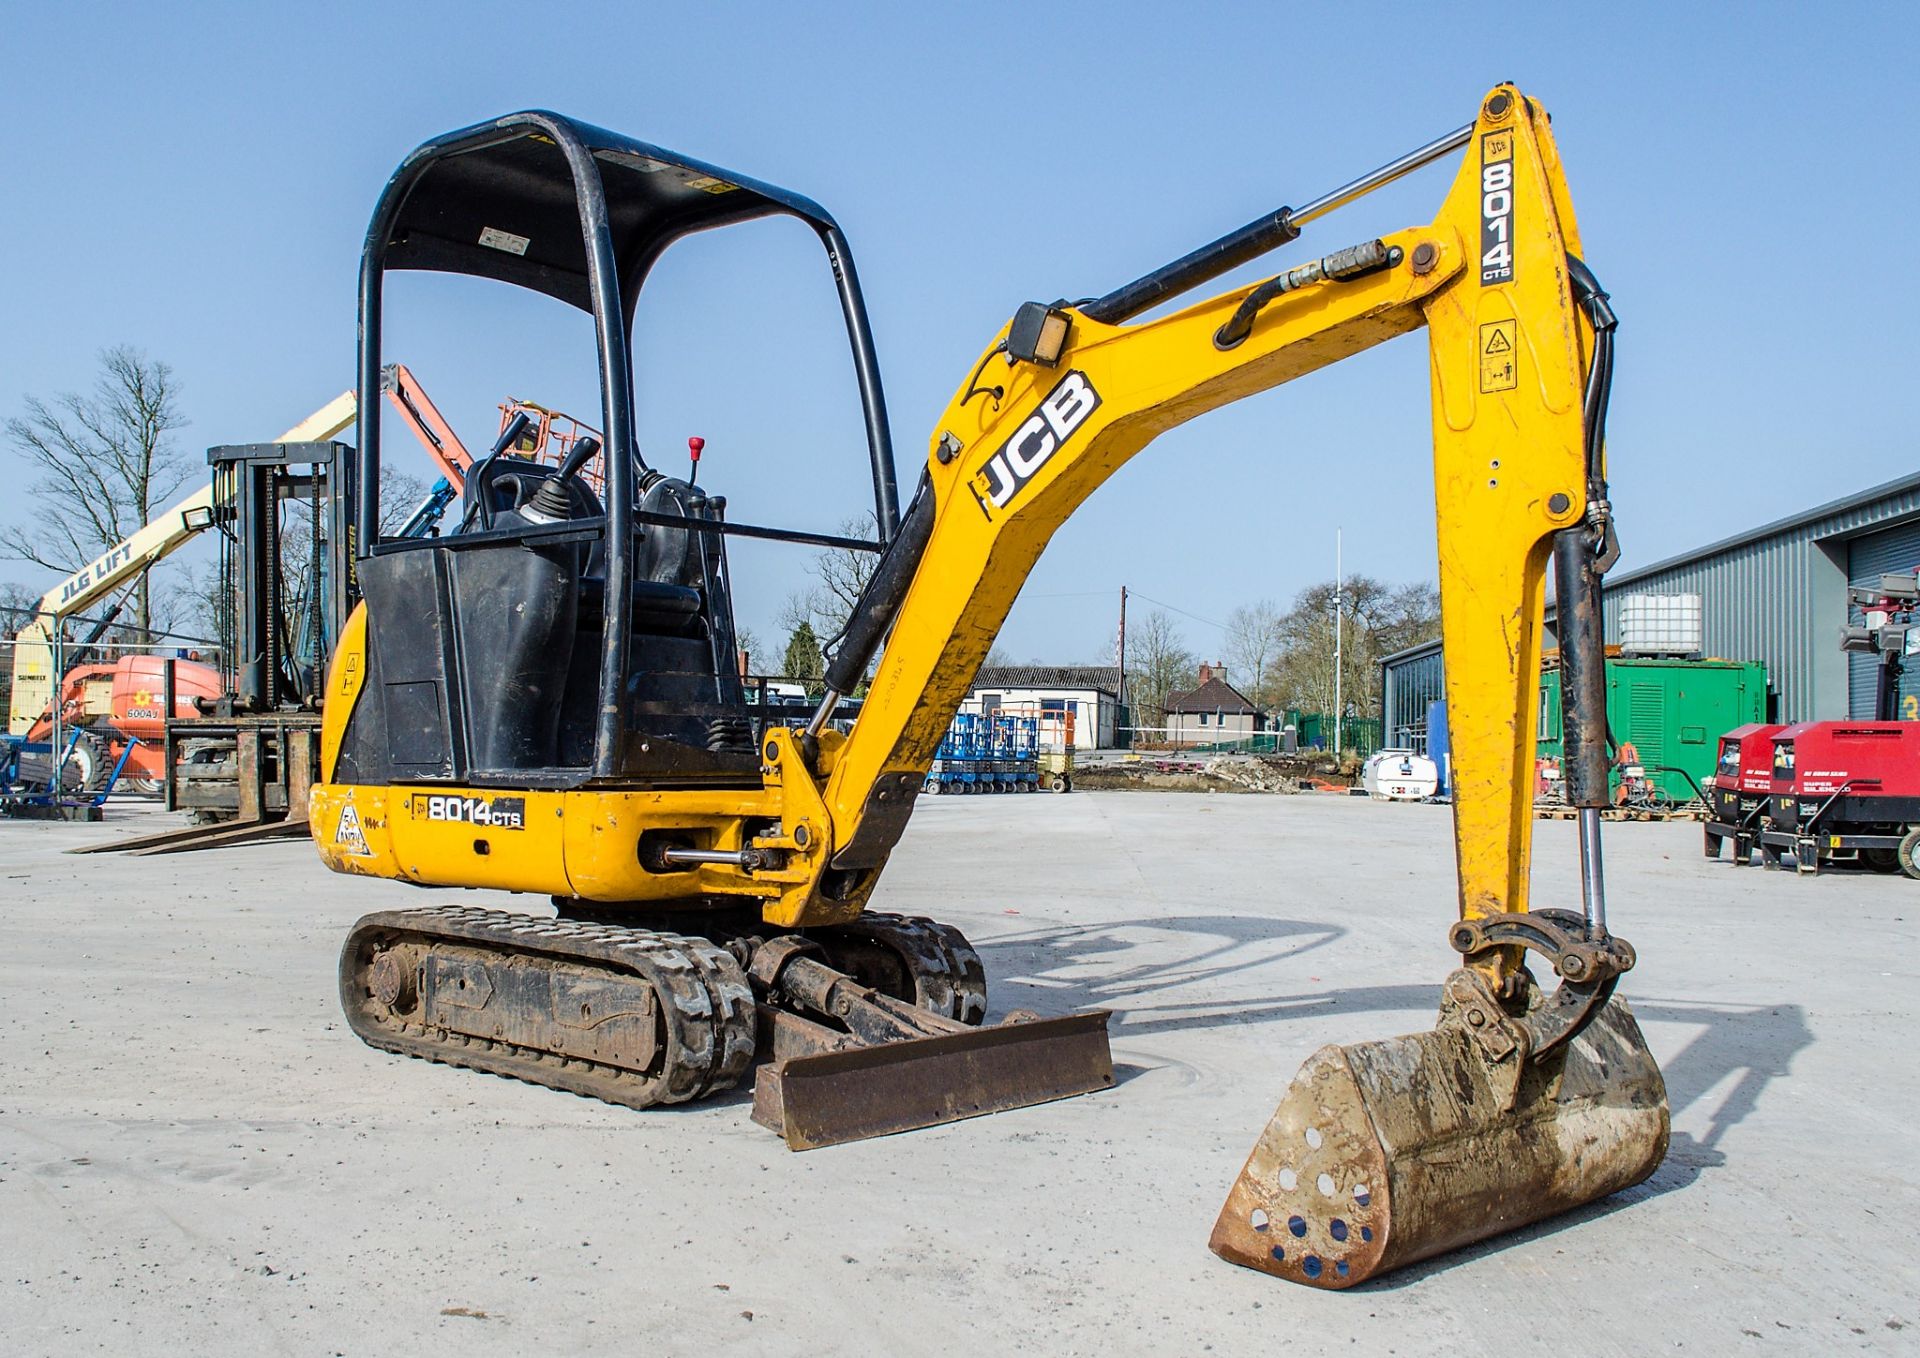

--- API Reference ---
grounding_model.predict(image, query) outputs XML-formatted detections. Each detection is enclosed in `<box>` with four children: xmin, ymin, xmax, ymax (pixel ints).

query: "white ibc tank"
<box><xmin>1361</xmin><ymin>749</ymin><xmax>1439</xmax><ymax>801</ymax></box>
<box><xmin>1619</xmin><ymin>593</ymin><xmax>1703</xmax><ymax>657</ymax></box>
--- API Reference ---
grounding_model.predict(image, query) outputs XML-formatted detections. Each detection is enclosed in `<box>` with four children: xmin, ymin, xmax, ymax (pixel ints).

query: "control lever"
<box><xmin>525</xmin><ymin>435</ymin><xmax>604</xmax><ymax>523</ymax></box>
<box><xmin>492</xmin><ymin>410</ymin><xmax>535</xmax><ymax>457</ymax></box>
<box><xmin>554</xmin><ymin>435</ymin><xmax>602</xmax><ymax>484</ymax></box>
<box><xmin>463</xmin><ymin>412</ymin><xmax>540</xmax><ymax>532</ymax></box>
<box><xmin>688</xmin><ymin>435</ymin><xmax>705</xmax><ymax>488</ymax></box>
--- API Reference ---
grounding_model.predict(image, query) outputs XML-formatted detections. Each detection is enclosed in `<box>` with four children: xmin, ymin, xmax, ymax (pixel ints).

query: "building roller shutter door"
<box><xmin>1846</xmin><ymin>523</ymin><xmax>1920</xmax><ymax>718</ymax></box>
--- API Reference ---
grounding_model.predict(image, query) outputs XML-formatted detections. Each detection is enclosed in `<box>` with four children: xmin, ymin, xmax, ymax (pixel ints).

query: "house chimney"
<box><xmin>1197</xmin><ymin>662</ymin><xmax>1213</xmax><ymax>686</ymax></box>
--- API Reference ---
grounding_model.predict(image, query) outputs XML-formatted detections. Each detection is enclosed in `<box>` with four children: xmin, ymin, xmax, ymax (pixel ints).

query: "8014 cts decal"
<box><xmin>412</xmin><ymin>794</ymin><xmax>527</xmax><ymax>829</ymax></box>
<box><xmin>1479</xmin><ymin>129</ymin><xmax>1515</xmax><ymax>286</ymax></box>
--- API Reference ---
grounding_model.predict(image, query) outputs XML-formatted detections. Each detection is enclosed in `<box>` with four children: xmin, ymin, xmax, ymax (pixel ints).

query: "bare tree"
<box><xmin>1126</xmin><ymin>609</ymin><xmax>1195</xmax><ymax>732</ymax></box>
<box><xmin>0</xmin><ymin>580</ymin><xmax>39</xmax><ymax>712</ymax></box>
<box><xmin>1269</xmin><ymin>575</ymin><xmax>1440</xmax><ymax>721</ymax></box>
<box><xmin>807</xmin><ymin>511</ymin><xmax>881</xmax><ymax>643</ymax></box>
<box><xmin>1224</xmin><ymin>600</ymin><xmax>1285</xmax><ymax>710</ymax></box>
<box><xmin>734</xmin><ymin>624</ymin><xmax>764</xmax><ymax>675</ymax></box>
<box><xmin>1</xmin><ymin>348</ymin><xmax>191</xmax><ymax>641</ymax></box>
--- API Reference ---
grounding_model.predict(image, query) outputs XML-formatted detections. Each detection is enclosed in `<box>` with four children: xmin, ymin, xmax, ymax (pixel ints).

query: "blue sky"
<box><xmin>3</xmin><ymin>2</ymin><xmax>1915</xmax><ymax>665</ymax></box>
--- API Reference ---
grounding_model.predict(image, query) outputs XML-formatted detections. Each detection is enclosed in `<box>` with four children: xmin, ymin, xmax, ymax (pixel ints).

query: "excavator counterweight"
<box><xmin>314</xmin><ymin>85</ymin><xmax>1667</xmax><ymax>1285</ymax></box>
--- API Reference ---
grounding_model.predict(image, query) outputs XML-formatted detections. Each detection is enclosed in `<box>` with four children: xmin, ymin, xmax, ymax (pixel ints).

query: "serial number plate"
<box><xmin>411</xmin><ymin>794</ymin><xmax>527</xmax><ymax>829</ymax></box>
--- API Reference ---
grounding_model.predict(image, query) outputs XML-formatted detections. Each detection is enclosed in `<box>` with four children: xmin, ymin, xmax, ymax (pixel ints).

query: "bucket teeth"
<box><xmin>1212</xmin><ymin>992</ymin><xmax>1668</xmax><ymax>1287</ymax></box>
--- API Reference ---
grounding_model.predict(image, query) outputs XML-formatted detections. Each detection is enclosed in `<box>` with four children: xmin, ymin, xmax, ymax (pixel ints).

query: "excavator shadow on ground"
<box><xmin>979</xmin><ymin>917</ymin><xmax>1812</xmax><ymax>1279</ymax></box>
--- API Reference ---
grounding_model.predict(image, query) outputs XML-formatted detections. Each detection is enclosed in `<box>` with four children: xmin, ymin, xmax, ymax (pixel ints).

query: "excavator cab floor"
<box><xmin>1211</xmin><ymin>993</ymin><xmax>1667</xmax><ymax>1288</ymax></box>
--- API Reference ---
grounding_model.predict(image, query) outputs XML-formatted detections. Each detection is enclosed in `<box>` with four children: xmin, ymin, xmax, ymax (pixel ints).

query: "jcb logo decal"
<box><xmin>1479</xmin><ymin>130</ymin><xmax>1514</xmax><ymax>286</ymax></box>
<box><xmin>970</xmin><ymin>371</ymin><xmax>1101</xmax><ymax>515</ymax></box>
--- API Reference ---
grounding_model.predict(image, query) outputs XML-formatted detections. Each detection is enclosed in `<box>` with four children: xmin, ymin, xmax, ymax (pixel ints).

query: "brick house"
<box><xmin>1162</xmin><ymin>663</ymin><xmax>1265</xmax><ymax>746</ymax></box>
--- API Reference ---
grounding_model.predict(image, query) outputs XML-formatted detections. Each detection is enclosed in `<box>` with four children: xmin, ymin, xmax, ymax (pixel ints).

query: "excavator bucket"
<box><xmin>1211</xmin><ymin>990</ymin><xmax>1667</xmax><ymax>1287</ymax></box>
<box><xmin>753</xmin><ymin>1011</ymin><xmax>1114</xmax><ymax>1150</ymax></box>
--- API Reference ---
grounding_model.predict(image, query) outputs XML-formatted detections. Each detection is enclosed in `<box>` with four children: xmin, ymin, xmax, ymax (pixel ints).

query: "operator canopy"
<box><xmin>376</xmin><ymin>111</ymin><xmax>840</xmax><ymax>315</ymax></box>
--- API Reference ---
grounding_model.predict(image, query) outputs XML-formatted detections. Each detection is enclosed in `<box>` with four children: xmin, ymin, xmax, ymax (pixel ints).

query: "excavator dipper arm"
<box><xmin>817</xmin><ymin>86</ymin><xmax>1587</xmax><ymax>932</ymax></box>
<box><xmin>802</xmin><ymin>84</ymin><xmax>1667</xmax><ymax>1287</ymax></box>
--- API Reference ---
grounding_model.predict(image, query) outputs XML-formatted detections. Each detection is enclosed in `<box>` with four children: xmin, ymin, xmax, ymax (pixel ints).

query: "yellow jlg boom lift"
<box><xmin>313</xmin><ymin>86</ymin><xmax>1668</xmax><ymax>1287</ymax></box>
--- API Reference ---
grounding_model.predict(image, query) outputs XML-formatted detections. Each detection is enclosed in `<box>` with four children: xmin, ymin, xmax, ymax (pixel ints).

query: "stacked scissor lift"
<box><xmin>925</xmin><ymin>706</ymin><xmax>1075</xmax><ymax>794</ymax></box>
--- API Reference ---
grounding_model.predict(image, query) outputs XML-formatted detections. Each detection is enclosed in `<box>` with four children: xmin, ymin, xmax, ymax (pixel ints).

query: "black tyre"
<box><xmin>56</xmin><ymin>731</ymin><xmax>110</xmax><ymax>794</ymax></box>
<box><xmin>1897</xmin><ymin>828</ymin><xmax>1920</xmax><ymax>881</ymax></box>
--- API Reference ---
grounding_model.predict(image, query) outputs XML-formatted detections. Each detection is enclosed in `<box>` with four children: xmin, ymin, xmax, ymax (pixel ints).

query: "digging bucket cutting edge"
<box><xmin>753</xmin><ymin>1009</ymin><xmax>1115</xmax><ymax>1150</ymax></box>
<box><xmin>1210</xmin><ymin>981</ymin><xmax>1668</xmax><ymax>1288</ymax></box>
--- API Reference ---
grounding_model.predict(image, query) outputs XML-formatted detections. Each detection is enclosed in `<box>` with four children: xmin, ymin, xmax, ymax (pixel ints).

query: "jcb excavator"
<box><xmin>312</xmin><ymin>85</ymin><xmax>1669</xmax><ymax>1287</ymax></box>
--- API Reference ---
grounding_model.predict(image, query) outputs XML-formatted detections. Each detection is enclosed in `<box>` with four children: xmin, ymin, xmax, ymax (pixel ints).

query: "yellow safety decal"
<box><xmin>1479</xmin><ymin>320</ymin><xmax>1517</xmax><ymax>393</ymax></box>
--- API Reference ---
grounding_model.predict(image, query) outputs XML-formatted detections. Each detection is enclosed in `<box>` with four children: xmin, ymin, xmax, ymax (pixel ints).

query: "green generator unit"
<box><xmin>1537</xmin><ymin>658</ymin><xmax>1768</xmax><ymax>801</ymax></box>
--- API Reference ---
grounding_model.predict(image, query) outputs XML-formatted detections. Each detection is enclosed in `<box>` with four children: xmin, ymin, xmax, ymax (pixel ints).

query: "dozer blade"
<box><xmin>753</xmin><ymin>1010</ymin><xmax>1113</xmax><ymax>1150</ymax></box>
<box><xmin>1211</xmin><ymin>993</ymin><xmax>1667</xmax><ymax>1288</ymax></box>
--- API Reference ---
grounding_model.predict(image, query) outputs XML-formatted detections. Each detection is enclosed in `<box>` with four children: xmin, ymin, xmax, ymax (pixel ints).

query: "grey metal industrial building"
<box><xmin>1381</xmin><ymin>470</ymin><xmax>1920</xmax><ymax>745</ymax></box>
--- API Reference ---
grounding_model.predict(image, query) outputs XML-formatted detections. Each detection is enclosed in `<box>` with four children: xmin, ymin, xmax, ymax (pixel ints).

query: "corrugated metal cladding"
<box><xmin>1847</xmin><ymin>523</ymin><xmax>1920</xmax><ymax>718</ymax></box>
<box><xmin>1380</xmin><ymin>472</ymin><xmax>1920</xmax><ymax>727</ymax></box>
<box><xmin>1382</xmin><ymin>643</ymin><xmax>1444</xmax><ymax>746</ymax></box>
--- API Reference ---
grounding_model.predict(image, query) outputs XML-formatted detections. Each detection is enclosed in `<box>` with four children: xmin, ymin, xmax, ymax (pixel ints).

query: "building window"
<box><xmin>980</xmin><ymin>692</ymin><xmax>1001</xmax><ymax>713</ymax></box>
<box><xmin>1198</xmin><ymin>712</ymin><xmax>1208</xmax><ymax>726</ymax></box>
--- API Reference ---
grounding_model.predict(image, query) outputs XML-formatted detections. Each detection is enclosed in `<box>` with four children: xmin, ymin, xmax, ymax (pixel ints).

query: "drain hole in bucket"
<box><xmin>1353</xmin><ymin>1184</ymin><xmax>1372</xmax><ymax>1207</ymax></box>
<box><xmin>1361</xmin><ymin>1226</ymin><xmax>1374</xmax><ymax>1243</ymax></box>
<box><xmin>1270</xmin><ymin>1245</ymin><xmax>1285</xmax><ymax>1262</ymax></box>
<box><xmin>1305</xmin><ymin>1127</ymin><xmax>1324</xmax><ymax>1150</ymax></box>
<box><xmin>1277</xmin><ymin>1167</ymin><xmax>1297</xmax><ymax>1191</ymax></box>
<box><xmin>1329</xmin><ymin>1219</ymin><xmax>1348</xmax><ymax>1242</ymax></box>
<box><xmin>1335</xmin><ymin>1260</ymin><xmax>1350</xmax><ymax>1278</ymax></box>
<box><xmin>1302</xmin><ymin>1255</ymin><xmax>1323</xmax><ymax>1279</ymax></box>
<box><xmin>1250</xmin><ymin>1208</ymin><xmax>1270</xmax><ymax>1233</ymax></box>
<box><xmin>1287</xmin><ymin>1215</ymin><xmax>1307</xmax><ymax>1238</ymax></box>
<box><xmin>1318</xmin><ymin>1173</ymin><xmax>1337</xmax><ymax>1197</ymax></box>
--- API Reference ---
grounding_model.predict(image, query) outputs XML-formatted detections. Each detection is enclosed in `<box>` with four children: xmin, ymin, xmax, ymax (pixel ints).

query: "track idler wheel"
<box><xmin>1211</xmin><ymin>911</ymin><xmax>1668</xmax><ymax>1287</ymax></box>
<box><xmin>808</xmin><ymin>912</ymin><xmax>987</xmax><ymax>1025</ymax></box>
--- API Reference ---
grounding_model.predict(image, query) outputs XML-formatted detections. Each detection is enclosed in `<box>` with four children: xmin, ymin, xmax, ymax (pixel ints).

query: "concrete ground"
<box><xmin>2</xmin><ymin>791</ymin><xmax>1915</xmax><ymax>1356</ymax></box>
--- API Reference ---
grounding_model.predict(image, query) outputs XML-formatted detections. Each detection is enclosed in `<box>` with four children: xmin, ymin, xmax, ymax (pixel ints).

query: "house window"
<box><xmin>1198</xmin><ymin>712</ymin><xmax>1208</xmax><ymax>726</ymax></box>
<box><xmin>1042</xmin><ymin>698</ymin><xmax>1066</xmax><ymax>713</ymax></box>
<box><xmin>980</xmin><ymin>692</ymin><xmax>1001</xmax><ymax>713</ymax></box>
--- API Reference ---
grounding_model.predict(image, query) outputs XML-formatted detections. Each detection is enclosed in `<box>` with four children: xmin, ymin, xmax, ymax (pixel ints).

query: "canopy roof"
<box><xmin>377</xmin><ymin>111</ymin><xmax>839</xmax><ymax>314</ymax></box>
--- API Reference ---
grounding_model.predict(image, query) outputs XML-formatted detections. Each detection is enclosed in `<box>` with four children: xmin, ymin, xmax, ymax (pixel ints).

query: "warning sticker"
<box><xmin>334</xmin><ymin>802</ymin><xmax>371</xmax><ymax>856</ymax></box>
<box><xmin>1479</xmin><ymin>320</ymin><xmax>1517</xmax><ymax>393</ymax></box>
<box><xmin>478</xmin><ymin>226</ymin><xmax>530</xmax><ymax>256</ymax></box>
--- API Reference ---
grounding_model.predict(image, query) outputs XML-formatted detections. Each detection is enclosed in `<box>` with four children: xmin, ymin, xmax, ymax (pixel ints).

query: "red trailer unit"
<box><xmin>1758</xmin><ymin>721</ymin><xmax>1920</xmax><ymax>876</ymax></box>
<box><xmin>1702</xmin><ymin>722</ymin><xmax>1782</xmax><ymax>864</ymax></box>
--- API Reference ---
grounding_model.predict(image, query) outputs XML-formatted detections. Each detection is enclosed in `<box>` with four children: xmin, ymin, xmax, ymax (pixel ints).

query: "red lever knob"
<box><xmin>688</xmin><ymin>436</ymin><xmax>705</xmax><ymax>461</ymax></box>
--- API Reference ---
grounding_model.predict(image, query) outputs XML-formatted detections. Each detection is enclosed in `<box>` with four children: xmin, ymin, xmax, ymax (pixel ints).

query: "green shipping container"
<box><xmin>1536</xmin><ymin>658</ymin><xmax>1768</xmax><ymax>801</ymax></box>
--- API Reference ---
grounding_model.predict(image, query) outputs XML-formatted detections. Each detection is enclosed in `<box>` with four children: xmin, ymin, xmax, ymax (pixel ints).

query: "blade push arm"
<box><xmin>816</xmin><ymin>87</ymin><xmax>1594</xmax><ymax>931</ymax></box>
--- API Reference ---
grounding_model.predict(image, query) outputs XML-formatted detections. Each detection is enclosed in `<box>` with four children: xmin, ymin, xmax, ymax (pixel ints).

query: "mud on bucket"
<box><xmin>1210</xmin><ymin>986</ymin><xmax>1668</xmax><ymax>1288</ymax></box>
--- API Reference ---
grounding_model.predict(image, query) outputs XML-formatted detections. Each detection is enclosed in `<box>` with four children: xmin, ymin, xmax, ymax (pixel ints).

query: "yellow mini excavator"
<box><xmin>312</xmin><ymin>85</ymin><xmax>1669</xmax><ymax>1287</ymax></box>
